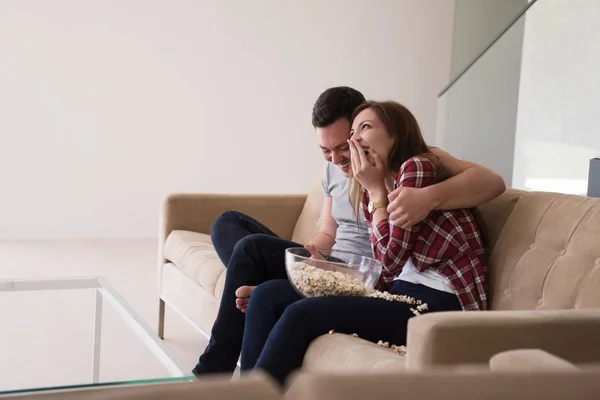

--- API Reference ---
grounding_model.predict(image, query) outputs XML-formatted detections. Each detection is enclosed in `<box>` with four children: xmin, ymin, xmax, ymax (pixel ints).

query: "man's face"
<box><xmin>316</xmin><ymin>118</ymin><xmax>352</xmax><ymax>176</ymax></box>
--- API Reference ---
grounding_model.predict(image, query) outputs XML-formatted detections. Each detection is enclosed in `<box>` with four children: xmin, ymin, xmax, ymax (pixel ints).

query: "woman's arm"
<box><xmin>367</xmin><ymin>157</ymin><xmax>436</xmax><ymax>287</ymax></box>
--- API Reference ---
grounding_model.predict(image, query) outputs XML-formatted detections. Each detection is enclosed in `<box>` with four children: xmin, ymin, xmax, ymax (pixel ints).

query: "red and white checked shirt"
<box><xmin>362</xmin><ymin>156</ymin><xmax>488</xmax><ymax>311</ymax></box>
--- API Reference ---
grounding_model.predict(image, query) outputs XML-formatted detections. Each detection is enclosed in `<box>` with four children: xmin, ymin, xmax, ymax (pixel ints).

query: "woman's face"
<box><xmin>350</xmin><ymin>108</ymin><xmax>394</xmax><ymax>168</ymax></box>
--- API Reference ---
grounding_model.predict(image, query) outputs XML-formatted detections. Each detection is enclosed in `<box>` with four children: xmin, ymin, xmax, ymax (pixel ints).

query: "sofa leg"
<box><xmin>158</xmin><ymin>298</ymin><xmax>166</xmax><ymax>340</ymax></box>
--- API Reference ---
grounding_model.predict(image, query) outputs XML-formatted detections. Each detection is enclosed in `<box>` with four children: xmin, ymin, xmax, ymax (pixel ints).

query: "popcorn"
<box><xmin>329</xmin><ymin>329</ymin><xmax>335</xmax><ymax>335</ymax></box>
<box><xmin>289</xmin><ymin>262</ymin><xmax>368</xmax><ymax>297</ymax></box>
<box><xmin>352</xmin><ymin>333</ymin><xmax>359</xmax><ymax>338</ymax></box>
<box><xmin>377</xmin><ymin>340</ymin><xmax>390</xmax><ymax>348</ymax></box>
<box><xmin>392</xmin><ymin>345</ymin><xmax>407</xmax><ymax>357</ymax></box>
<box><xmin>367</xmin><ymin>290</ymin><xmax>428</xmax><ymax>313</ymax></box>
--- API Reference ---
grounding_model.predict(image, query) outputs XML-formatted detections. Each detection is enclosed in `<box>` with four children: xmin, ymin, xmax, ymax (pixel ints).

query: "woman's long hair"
<box><xmin>348</xmin><ymin>101</ymin><xmax>488</xmax><ymax>245</ymax></box>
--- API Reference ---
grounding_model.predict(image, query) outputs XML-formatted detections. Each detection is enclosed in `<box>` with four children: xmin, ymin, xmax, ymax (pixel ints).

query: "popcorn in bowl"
<box><xmin>287</xmin><ymin>262</ymin><xmax>368</xmax><ymax>297</ymax></box>
<box><xmin>285</xmin><ymin>247</ymin><xmax>382</xmax><ymax>298</ymax></box>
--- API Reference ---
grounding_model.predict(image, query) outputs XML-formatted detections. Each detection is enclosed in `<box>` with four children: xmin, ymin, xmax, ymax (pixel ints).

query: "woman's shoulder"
<box><xmin>399</xmin><ymin>155</ymin><xmax>435</xmax><ymax>173</ymax></box>
<box><xmin>394</xmin><ymin>155</ymin><xmax>437</xmax><ymax>188</ymax></box>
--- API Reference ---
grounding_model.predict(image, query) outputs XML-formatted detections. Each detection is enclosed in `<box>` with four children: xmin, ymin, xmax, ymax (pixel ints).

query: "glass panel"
<box><xmin>437</xmin><ymin>0</ymin><xmax>600</xmax><ymax>195</ymax></box>
<box><xmin>512</xmin><ymin>0</ymin><xmax>600</xmax><ymax>194</ymax></box>
<box><xmin>0</xmin><ymin>279</ymin><xmax>193</xmax><ymax>394</ymax></box>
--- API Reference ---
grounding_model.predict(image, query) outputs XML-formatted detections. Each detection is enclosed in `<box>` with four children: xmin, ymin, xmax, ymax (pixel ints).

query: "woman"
<box><xmin>242</xmin><ymin>101</ymin><xmax>487</xmax><ymax>385</ymax></box>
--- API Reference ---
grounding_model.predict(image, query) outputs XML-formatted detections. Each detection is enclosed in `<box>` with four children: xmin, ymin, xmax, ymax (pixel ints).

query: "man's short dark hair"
<box><xmin>311</xmin><ymin>86</ymin><xmax>366</xmax><ymax>128</ymax></box>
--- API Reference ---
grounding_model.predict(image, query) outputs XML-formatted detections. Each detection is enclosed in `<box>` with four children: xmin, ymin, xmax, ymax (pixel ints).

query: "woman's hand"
<box><xmin>348</xmin><ymin>139</ymin><xmax>386</xmax><ymax>198</ymax></box>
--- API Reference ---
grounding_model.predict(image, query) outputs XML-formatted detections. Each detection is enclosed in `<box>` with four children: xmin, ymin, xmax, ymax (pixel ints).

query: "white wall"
<box><xmin>438</xmin><ymin>0</ymin><xmax>527</xmax><ymax>185</ymax></box>
<box><xmin>513</xmin><ymin>0</ymin><xmax>600</xmax><ymax>195</ymax></box>
<box><xmin>0</xmin><ymin>0</ymin><xmax>455</xmax><ymax>239</ymax></box>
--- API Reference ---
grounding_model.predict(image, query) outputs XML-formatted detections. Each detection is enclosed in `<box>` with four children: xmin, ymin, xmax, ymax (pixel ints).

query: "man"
<box><xmin>192</xmin><ymin>86</ymin><xmax>505</xmax><ymax>376</ymax></box>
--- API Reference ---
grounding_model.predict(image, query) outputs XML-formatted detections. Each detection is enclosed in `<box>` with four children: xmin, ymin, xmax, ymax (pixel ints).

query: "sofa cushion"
<box><xmin>303</xmin><ymin>333</ymin><xmax>406</xmax><ymax>373</ymax></box>
<box><xmin>163</xmin><ymin>230</ymin><xmax>226</xmax><ymax>298</ymax></box>
<box><xmin>488</xmin><ymin>191</ymin><xmax>600</xmax><ymax>310</ymax></box>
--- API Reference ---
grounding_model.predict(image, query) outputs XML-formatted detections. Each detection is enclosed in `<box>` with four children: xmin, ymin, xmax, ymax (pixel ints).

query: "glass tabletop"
<box><xmin>0</xmin><ymin>277</ymin><xmax>194</xmax><ymax>395</ymax></box>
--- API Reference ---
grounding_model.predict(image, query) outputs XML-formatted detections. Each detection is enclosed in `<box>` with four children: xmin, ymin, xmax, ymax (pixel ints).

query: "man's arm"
<box><xmin>387</xmin><ymin>148</ymin><xmax>506</xmax><ymax>228</ymax></box>
<box><xmin>304</xmin><ymin>197</ymin><xmax>337</xmax><ymax>250</ymax></box>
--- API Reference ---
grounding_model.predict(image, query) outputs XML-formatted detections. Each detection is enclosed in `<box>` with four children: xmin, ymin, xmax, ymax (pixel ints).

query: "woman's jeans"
<box><xmin>192</xmin><ymin>211</ymin><xmax>300</xmax><ymax>375</ymax></box>
<box><xmin>243</xmin><ymin>279</ymin><xmax>462</xmax><ymax>385</ymax></box>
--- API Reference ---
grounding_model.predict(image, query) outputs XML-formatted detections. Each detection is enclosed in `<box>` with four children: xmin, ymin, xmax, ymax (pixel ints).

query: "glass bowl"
<box><xmin>285</xmin><ymin>247</ymin><xmax>383</xmax><ymax>298</ymax></box>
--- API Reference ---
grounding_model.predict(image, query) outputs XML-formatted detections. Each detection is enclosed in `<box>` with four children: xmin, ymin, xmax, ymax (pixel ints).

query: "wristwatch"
<box><xmin>368</xmin><ymin>201</ymin><xmax>387</xmax><ymax>214</ymax></box>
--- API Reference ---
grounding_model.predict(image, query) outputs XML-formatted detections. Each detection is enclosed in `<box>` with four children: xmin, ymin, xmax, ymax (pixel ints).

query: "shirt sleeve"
<box><xmin>370</xmin><ymin>156</ymin><xmax>437</xmax><ymax>288</ymax></box>
<box><xmin>322</xmin><ymin>162</ymin><xmax>332</xmax><ymax>197</ymax></box>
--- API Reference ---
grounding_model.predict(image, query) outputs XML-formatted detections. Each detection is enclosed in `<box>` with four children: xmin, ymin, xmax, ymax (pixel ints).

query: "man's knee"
<box><xmin>225</xmin><ymin>234</ymin><xmax>273</xmax><ymax>275</ymax></box>
<box><xmin>232</xmin><ymin>234</ymin><xmax>279</xmax><ymax>255</ymax></box>
<box><xmin>210</xmin><ymin>210</ymin><xmax>241</xmax><ymax>236</ymax></box>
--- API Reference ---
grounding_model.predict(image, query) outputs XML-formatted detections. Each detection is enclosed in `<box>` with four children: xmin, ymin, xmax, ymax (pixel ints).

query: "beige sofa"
<box><xmin>158</xmin><ymin>175</ymin><xmax>600</xmax><ymax>372</ymax></box>
<box><xmin>6</xmin><ymin>368</ymin><xmax>600</xmax><ymax>400</ymax></box>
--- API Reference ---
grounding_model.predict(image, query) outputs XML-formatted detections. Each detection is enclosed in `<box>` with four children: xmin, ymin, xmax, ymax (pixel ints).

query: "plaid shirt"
<box><xmin>362</xmin><ymin>156</ymin><xmax>488</xmax><ymax>311</ymax></box>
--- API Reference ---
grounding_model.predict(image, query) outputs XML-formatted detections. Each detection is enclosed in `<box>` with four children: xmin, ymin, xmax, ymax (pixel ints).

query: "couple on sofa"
<box><xmin>192</xmin><ymin>87</ymin><xmax>506</xmax><ymax>385</ymax></box>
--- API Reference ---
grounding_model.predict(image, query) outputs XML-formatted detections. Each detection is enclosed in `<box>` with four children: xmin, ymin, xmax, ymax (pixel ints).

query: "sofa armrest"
<box><xmin>286</xmin><ymin>370</ymin><xmax>600</xmax><ymax>400</ymax></box>
<box><xmin>406</xmin><ymin>309</ymin><xmax>600</xmax><ymax>370</ymax></box>
<box><xmin>489</xmin><ymin>349</ymin><xmax>578</xmax><ymax>372</ymax></box>
<box><xmin>159</xmin><ymin>193</ymin><xmax>307</xmax><ymax>256</ymax></box>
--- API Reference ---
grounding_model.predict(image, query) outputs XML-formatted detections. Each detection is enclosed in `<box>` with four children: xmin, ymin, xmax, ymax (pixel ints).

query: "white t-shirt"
<box><xmin>396</xmin><ymin>257</ymin><xmax>455</xmax><ymax>294</ymax></box>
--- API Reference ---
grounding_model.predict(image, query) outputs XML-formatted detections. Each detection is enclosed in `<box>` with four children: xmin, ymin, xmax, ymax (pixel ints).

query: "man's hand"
<box><xmin>387</xmin><ymin>186</ymin><xmax>436</xmax><ymax>228</ymax></box>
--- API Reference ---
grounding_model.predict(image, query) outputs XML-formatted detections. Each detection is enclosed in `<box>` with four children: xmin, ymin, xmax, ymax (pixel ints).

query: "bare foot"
<box><xmin>234</xmin><ymin>285</ymin><xmax>256</xmax><ymax>313</ymax></box>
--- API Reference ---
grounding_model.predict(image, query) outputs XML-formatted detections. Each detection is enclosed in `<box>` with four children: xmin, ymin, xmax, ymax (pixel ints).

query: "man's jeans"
<box><xmin>192</xmin><ymin>211</ymin><xmax>300</xmax><ymax>375</ymax></box>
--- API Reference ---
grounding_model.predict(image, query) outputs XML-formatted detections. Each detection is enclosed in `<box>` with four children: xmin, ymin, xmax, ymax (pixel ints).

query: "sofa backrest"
<box><xmin>291</xmin><ymin>172</ymin><xmax>324</xmax><ymax>245</ymax></box>
<box><xmin>485</xmin><ymin>190</ymin><xmax>600</xmax><ymax>310</ymax></box>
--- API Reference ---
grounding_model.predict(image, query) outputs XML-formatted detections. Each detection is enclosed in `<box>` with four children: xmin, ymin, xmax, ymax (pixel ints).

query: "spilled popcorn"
<box><xmin>392</xmin><ymin>345</ymin><xmax>407</xmax><ymax>357</ymax></box>
<box><xmin>376</xmin><ymin>341</ymin><xmax>407</xmax><ymax>357</ymax></box>
<box><xmin>367</xmin><ymin>290</ymin><xmax>429</xmax><ymax>316</ymax></box>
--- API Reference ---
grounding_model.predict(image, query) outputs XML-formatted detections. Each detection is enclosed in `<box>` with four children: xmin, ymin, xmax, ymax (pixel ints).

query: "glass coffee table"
<box><xmin>0</xmin><ymin>277</ymin><xmax>194</xmax><ymax>395</ymax></box>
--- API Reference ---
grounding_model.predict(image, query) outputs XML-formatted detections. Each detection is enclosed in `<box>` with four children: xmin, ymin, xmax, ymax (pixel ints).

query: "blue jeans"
<box><xmin>243</xmin><ymin>279</ymin><xmax>462</xmax><ymax>385</ymax></box>
<box><xmin>192</xmin><ymin>211</ymin><xmax>300</xmax><ymax>375</ymax></box>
